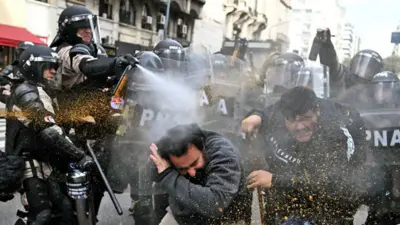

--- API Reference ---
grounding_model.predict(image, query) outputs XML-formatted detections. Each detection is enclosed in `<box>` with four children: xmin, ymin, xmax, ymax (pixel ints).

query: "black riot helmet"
<box><xmin>18</xmin><ymin>45</ymin><xmax>62</xmax><ymax>90</ymax></box>
<box><xmin>349</xmin><ymin>49</ymin><xmax>383</xmax><ymax>82</ymax></box>
<box><xmin>153</xmin><ymin>39</ymin><xmax>185</xmax><ymax>62</ymax></box>
<box><xmin>138</xmin><ymin>51</ymin><xmax>164</xmax><ymax>72</ymax></box>
<box><xmin>265</xmin><ymin>52</ymin><xmax>305</xmax><ymax>91</ymax></box>
<box><xmin>50</xmin><ymin>5</ymin><xmax>101</xmax><ymax>48</ymax></box>
<box><xmin>370</xmin><ymin>71</ymin><xmax>399</xmax><ymax>105</ymax></box>
<box><xmin>16</xmin><ymin>41</ymin><xmax>34</xmax><ymax>59</ymax></box>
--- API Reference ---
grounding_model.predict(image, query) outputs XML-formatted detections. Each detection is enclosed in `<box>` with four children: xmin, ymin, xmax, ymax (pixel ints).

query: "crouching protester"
<box><xmin>149</xmin><ymin>123</ymin><xmax>252</xmax><ymax>225</ymax></box>
<box><xmin>242</xmin><ymin>86</ymin><xmax>372</xmax><ymax>224</ymax></box>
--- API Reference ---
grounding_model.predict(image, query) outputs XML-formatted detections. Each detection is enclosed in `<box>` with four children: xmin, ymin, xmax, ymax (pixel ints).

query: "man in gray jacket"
<box><xmin>149</xmin><ymin>123</ymin><xmax>252</xmax><ymax>225</ymax></box>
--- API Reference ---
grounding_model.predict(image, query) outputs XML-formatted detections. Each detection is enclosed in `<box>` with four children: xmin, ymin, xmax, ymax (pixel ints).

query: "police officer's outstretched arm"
<box><xmin>68</xmin><ymin>44</ymin><xmax>137</xmax><ymax>81</ymax></box>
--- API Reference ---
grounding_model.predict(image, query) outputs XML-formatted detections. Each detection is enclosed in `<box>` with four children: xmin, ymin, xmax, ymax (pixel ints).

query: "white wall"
<box><xmin>25</xmin><ymin>0</ymin><xmax>59</xmax><ymax>45</ymax></box>
<box><xmin>192</xmin><ymin>0</ymin><xmax>225</xmax><ymax>53</ymax></box>
<box><xmin>0</xmin><ymin>0</ymin><xmax>27</xmax><ymax>28</ymax></box>
<box><xmin>288</xmin><ymin>0</ymin><xmax>344</xmax><ymax>58</ymax></box>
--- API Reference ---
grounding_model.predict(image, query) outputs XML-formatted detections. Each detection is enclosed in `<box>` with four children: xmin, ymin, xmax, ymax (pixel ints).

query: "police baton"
<box><xmin>241</xmin><ymin>131</ymin><xmax>267</xmax><ymax>225</ymax></box>
<box><xmin>86</xmin><ymin>141</ymin><xmax>123</xmax><ymax>215</ymax></box>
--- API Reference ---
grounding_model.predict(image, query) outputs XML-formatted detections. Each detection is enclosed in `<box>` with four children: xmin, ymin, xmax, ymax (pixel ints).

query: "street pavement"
<box><xmin>0</xmin><ymin>187</ymin><xmax>368</xmax><ymax>225</ymax></box>
<box><xmin>0</xmin><ymin>187</ymin><xmax>135</xmax><ymax>225</ymax></box>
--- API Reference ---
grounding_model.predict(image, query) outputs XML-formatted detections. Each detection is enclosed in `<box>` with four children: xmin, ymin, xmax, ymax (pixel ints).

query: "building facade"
<box><xmin>191</xmin><ymin>0</ymin><xmax>225</xmax><ymax>53</ymax></box>
<box><xmin>262</xmin><ymin>0</ymin><xmax>292</xmax><ymax>52</ymax></box>
<box><xmin>288</xmin><ymin>0</ymin><xmax>345</xmax><ymax>59</ymax></box>
<box><xmin>58</xmin><ymin>0</ymin><xmax>204</xmax><ymax>51</ymax></box>
<box><xmin>338</xmin><ymin>22</ymin><xmax>360</xmax><ymax>62</ymax></box>
<box><xmin>0</xmin><ymin>0</ymin><xmax>204</xmax><ymax>64</ymax></box>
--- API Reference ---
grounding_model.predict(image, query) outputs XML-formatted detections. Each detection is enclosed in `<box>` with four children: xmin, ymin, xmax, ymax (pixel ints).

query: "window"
<box><xmin>67</xmin><ymin>0</ymin><xmax>85</xmax><ymax>4</ymax></box>
<box><xmin>176</xmin><ymin>18</ymin><xmax>188</xmax><ymax>39</ymax></box>
<box><xmin>0</xmin><ymin>46</ymin><xmax>15</xmax><ymax>71</ymax></box>
<box><xmin>99</xmin><ymin>0</ymin><xmax>113</xmax><ymax>20</ymax></box>
<box><xmin>141</xmin><ymin>4</ymin><xmax>153</xmax><ymax>30</ymax></box>
<box><xmin>35</xmin><ymin>0</ymin><xmax>48</xmax><ymax>3</ymax></box>
<box><xmin>119</xmin><ymin>0</ymin><xmax>136</xmax><ymax>25</ymax></box>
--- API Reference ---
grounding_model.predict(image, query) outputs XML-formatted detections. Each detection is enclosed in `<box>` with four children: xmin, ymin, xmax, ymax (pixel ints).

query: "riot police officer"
<box><xmin>49</xmin><ymin>5</ymin><xmax>137</xmax><ymax>89</ymax></box>
<box><xmin>7</xmin><ymin>45</ymin><xmax>93</xmax><ymax>225</ymax></box>
<box><xmin>0</xmin><ymin>41</ymin><xmax>34</xmax><ymax>103</ymax></box>
<box><xmin>310</xmin><ymin>28</ymin><xmax>384</xmax><ymax>98</ymax></box>
<box><xmin>49</xmin><ymin>5</ymin><xmax>140</xmax><ymax>216</ymax></box>
<box><xmin>0</xmin><ymin>41</ymin><xmax>34</xmax><ymax>81</ymax></box>
<box><xmin>370</xmin><ymin>71</ymin><xmax>399</xmax><ymax>108</ymax></box>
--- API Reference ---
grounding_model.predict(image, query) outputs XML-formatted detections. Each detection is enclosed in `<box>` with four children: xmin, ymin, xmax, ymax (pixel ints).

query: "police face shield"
<box><xmin>210</xmin><ymin>55</ymin><xmax>247</xmax><ymax>88</ymax></box>
<box><xmin>294</xmin><ymin>69</ymin><xmax>312</xmax><ymax>88</ymax></box>
<box><xmin>158</xmin><ymin>48</ymin><xmax>186</xmax><ymax>71</ymax></box>
<box><xmin>350</xmin><ymin>52</ymin><xmax>383</xmax><ymax>81</ymax></box>
<box><xmin>264</xmin><ymin>59</ymin><xmax>303</xmax><ymax>92</ymax></box>
<box><xmin>158</xmin><ymin>45</ymin><xmax>213</xmax><ymax>89</ymax></box>
<box><xmin>69</xmin><ymin>14</ymin><xmax>101</xmax><ymax>45</ymax></box>
<box><xmin>185</xmin><ymin>44</ymin><xmax>213</xmax><ymax>89</ymax></box>
<box><xmin>373</xmin><ymin>82</ymin><xmax>398</xmax><ymax>105</ymax></box>
<box><xmin>296</xmin><ymin>61</ymin><xmax>329</xmax><ymax>98</ymax></box>
<box><xmin>33</xmin><ymin>56</ymin><xmax>62</xmax><ymax>90</ymax></box>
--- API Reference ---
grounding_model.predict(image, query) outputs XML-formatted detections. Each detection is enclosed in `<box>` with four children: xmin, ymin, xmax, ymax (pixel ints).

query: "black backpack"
<box><xmin>0</xmin><ymin>151</ymin><xmax>24</xmax><ymax>196</ymax></box>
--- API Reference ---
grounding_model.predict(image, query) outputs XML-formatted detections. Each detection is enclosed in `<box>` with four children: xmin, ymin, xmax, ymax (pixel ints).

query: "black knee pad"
<box><xmin>32</xmin><ymin>209</ymin><xmax>52</xmax><ymax>225</ymax></box>
<box><xmin>23</xmin><ymin>178</ymin><xmax>51</xmax><ymax>215</ymax></box>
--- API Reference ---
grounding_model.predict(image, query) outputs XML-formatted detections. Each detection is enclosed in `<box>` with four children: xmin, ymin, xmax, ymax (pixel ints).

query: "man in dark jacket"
<box><xmin>149</xmin><ymin>123</ymin><xmax>252</xmax><ymax>225</ymax></box>
<box><xmin>241</xmin><ymin>86</ymin><xmax>371</xmax><ymax>224</ymax></box>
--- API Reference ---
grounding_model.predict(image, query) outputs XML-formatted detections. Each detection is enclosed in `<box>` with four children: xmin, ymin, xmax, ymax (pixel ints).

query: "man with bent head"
<box><xmin>149</xmin><ymin>123</ymin><xmax>252</xmax><ymax>225</ymax></box>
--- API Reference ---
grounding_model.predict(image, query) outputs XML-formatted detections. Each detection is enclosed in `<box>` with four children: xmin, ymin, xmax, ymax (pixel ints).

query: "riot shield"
<box><xmin>263</xmin><ymin>59</ymin><xmax>330</xmax><ymax>98</ymax></box>
<box><xmin>336</xmin><ymin>84</ymin><xmax>400</xmax><ymax>211</ymax></box>
<box><xmin>200</xmin><ymin>55</ymin><xmax>249</xmax><ymax>137</ymax></box>
<box><xmin>106</xmin><ymin>45</ymin><xmax>213</xmax><ymax>196</ymax></box>
<box><xmin>358</xmin><ymin>108</ymin><xmax>400</xmax><ymax>166</ymax></box>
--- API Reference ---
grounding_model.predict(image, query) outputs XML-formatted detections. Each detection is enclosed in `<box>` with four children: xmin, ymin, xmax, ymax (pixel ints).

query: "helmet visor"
<box><xmin>68</xmin><ymin>14</ymin><xmax>101</xmax><ymax>46</ymax></box>
<box><xmin>35</xmin><ymin>56</ymin><xmax>62</xmax><ymax>90</ymax></box>
<box><xmin>350</xmin><ymin>52</ymin><xmax>383</xmax><ymax>80</ymax></box>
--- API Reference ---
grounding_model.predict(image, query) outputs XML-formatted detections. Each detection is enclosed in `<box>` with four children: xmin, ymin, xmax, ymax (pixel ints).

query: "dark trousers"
<box><xmin>23</xmin><ymin>177</ymin><xmax>74</xmax><ymax>225</ymax></box>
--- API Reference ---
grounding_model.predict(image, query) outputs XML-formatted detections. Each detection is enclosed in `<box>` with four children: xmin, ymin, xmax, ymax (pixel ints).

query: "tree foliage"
<box><xmin>383</xmin><ymin>55</ymin><xmax>400</xmax><ymax>73</ymax></box>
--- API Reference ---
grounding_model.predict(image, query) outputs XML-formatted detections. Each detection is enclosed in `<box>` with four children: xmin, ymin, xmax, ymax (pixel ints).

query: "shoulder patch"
<box><xmin>44</xmin><ymin>115</ymin><xmax>56</xmax><ymax>124</ymax></box>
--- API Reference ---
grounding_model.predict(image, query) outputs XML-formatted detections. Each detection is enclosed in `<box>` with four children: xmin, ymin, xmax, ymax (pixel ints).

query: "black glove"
<box><xmin>309</xmin><ymin>28</ymin><xmax>337</xmax><ymax>67</ymax></box>
<box><xmin>0</xmin><ymin>192</ymin><xmax>14</xmax><ymax>202</ymax></box>
<box><xmin>76</xmin><ymin>155</ymin><xmax>95</xmax><ymax>171</ymax></box>
<box><xmin>116</xmin><ymin>54</ymin><xmax>139</xmax><ymax>68</ymax></box>
<box><xmin>314</xmin><ymin>28</ymin><xmax>332</xmax><ymax>44</ymax></box>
